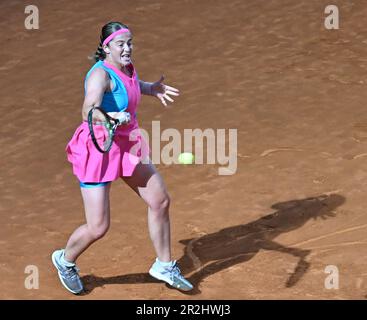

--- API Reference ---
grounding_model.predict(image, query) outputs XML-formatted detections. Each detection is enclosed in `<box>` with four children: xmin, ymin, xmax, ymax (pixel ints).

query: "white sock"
<box><xmin>61</xmin><ymin>250</ymin><xmax>75</xmax><ymax>267</ymax></box>
<box><xmin>156</xmin><ymin>258</ymin><xmax>173</xmax><ymax>268</ymax></box>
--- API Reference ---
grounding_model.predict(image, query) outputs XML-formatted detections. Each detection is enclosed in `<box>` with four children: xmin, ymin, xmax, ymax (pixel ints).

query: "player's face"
<box><xmin>104</xmin><ymin>32</ymin><xmax>133</xmax><ymax>67</ymax></box>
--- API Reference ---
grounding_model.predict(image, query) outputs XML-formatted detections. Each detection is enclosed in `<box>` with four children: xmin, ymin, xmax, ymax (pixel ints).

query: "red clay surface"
<box><xmin>1</xmin><ymin>0</ymin><xmax>367</xmax><ymax>299</ymax></box>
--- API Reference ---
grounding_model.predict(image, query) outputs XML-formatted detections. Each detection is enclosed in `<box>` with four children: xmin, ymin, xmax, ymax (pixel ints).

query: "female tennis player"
<box><xmin>52</xmin><ymin>21</ymin><xmax>193</xmax><ymax>294</ymax></box>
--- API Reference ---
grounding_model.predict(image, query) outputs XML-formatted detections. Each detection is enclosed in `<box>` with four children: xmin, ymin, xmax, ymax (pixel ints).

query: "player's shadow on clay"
<box><xmin>81</xmin><ymin>194</ymin><xmax>344</xmax><ymax>295</ymax></box>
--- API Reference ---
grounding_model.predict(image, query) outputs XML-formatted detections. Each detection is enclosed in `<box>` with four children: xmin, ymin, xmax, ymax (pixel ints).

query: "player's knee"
<box><xmin>88</xmin><ymin>221</ymin><xmax>110</xmax><ymax>240</ymax></box>
<box><xmin>149</xmin><ymin>193</ymin><xmax>171</xmax><ymax>214</ymax></box>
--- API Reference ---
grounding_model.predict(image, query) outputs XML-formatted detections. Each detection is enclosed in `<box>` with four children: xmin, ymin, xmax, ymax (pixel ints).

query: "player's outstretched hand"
<box><xmin>151</xmin><ymin>75</ymin><xmax>180</xmax><ymax>107</ymax></box>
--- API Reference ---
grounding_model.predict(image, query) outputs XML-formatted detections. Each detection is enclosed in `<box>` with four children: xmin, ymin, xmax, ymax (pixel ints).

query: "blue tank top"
<box><xmin>84</xmin><ymin>60</ymin><xmax>135</xmax><ymax>112</ymax></box>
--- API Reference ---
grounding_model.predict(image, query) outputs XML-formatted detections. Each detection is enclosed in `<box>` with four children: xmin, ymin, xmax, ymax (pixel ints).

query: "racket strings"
<box><xmin>88</xmin><ymin>107</ymin><xmax>116</xmax><ymax>153</ymax></box>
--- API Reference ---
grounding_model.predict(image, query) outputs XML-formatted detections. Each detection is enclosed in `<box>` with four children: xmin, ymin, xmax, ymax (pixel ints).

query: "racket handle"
<box><xmin>116</xmin><ymin>112</ymin><xmax>131</xmax><ymax>125</ymax></box>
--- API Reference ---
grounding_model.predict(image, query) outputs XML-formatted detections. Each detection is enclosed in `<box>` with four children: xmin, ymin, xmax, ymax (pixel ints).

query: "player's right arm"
<box><xmin>82</xmin><ymin>67</ymin><xmax>109</xmax><ymax>121</ymax></box>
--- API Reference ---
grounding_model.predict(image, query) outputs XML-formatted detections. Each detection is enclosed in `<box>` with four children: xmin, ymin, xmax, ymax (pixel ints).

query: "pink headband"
<box><xmin>102</xmin><ymin>28</ymin><xmax>130</xmax><ymax>46</ymax></box>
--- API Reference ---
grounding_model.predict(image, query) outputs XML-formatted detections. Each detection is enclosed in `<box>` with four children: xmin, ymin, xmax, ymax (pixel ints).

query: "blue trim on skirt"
<box><xmin>79</xmin><ymin>181</ymin><xmax>111</xmax><ymax>188</ymax></box>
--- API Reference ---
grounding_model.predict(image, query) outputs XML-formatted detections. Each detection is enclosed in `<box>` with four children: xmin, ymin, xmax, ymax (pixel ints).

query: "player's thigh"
<box><xmin>80</xmin><ymin>183</ymin><xmax>112</xmax><ymax>227</ymax></box>
<box><xmin>122</xmin><ymin>160</ymin><xmax>169</xmax><ymax>207</ymax></box>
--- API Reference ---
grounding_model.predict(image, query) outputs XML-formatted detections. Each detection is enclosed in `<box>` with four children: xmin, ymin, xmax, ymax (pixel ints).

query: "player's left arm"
<box><xmin>139</xmin><ymin>79</ymin><xmax>153</xmax><ymax>95</ymax></box>
<box><xmin>139</xmin><ymin>75</ymin><xmax>180</xmax><ymax>107</ymax></box>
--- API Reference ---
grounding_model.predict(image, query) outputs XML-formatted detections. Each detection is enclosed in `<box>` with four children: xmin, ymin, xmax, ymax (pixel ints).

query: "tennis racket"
<box><xmin>87</xmin><ymin>107</ymin><xmax>131</xmax><ymax>153</ymax></box>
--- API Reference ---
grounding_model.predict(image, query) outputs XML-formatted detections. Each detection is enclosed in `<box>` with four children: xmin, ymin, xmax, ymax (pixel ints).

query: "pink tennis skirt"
<box><xmin>65</xmin><ymin>121</ymin><xmax>150</xmax><ymax>183</ymax></box>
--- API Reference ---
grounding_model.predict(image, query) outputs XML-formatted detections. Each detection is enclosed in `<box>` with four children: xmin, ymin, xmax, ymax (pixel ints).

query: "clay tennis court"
<box><xmin>1</xmin><ymin>0</ymin><xmax>367</xmax><ymax>299</ymax></box>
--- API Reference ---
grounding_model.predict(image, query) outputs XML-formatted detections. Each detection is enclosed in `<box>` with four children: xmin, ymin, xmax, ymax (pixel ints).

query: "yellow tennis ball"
<box><xmin>178</xmin><ymin>152</ymin><xmax>195</xmax><ymax>164</ymax></box>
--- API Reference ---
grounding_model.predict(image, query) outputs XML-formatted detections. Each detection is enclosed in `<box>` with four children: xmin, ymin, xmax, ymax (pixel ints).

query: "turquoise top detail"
<box><xmin>84</xmin><ymin>61</ymin><xmax>130</xmax><ymax>112</ymax></box>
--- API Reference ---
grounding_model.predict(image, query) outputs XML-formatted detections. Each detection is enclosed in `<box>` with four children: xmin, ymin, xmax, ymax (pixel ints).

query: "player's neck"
<box><xmin>104</xmin><ymin>58</ymin><xmax>132</xmax><ymax>77</ymax></box>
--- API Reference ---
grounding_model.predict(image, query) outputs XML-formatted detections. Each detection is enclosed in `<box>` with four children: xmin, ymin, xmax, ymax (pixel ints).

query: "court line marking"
<box><xmin>305</xmin><ymin>240</ymin><xmax>367</xmax><ymax>250</ymax></box>
<box><xmin>260</xmin><ymin>148</ymin><xmax>303</xmax><ymax>157</ymax></box>
<box><xmin>290</xmin><ymin>224</ymin><xmax>367</xmax><ymax>247</ymax></box>
<box><xmin>353</xmin><ymin>153</ymin><xmax>367</xmax><ymax>159</ymax></box>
